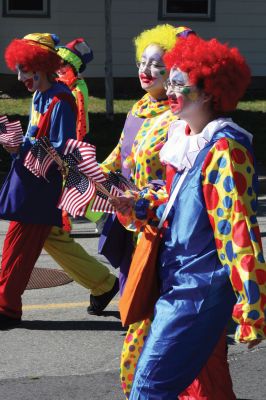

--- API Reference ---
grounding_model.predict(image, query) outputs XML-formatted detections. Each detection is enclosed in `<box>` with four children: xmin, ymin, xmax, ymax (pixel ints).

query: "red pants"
<box><xmin>0</xmin><ymin>221</ymin><xmax>52</xmax><ymax>319</ymax></box>
<box><xmin>179</xmin><ymin>330</ymin><xmax>236</xmax><ymax>400</ymax></box>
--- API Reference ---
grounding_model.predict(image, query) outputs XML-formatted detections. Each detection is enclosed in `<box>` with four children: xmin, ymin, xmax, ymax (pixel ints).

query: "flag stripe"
<box><xmin>0</xmin><ymin>115</ymin><xmax>9</xmax><ymax>124</ymax></box>
<box><xmin>91</xmin><ymin>185</ymin><xmax>121</xmax><ymax>213</ymax></box>
<box><xmin>58</xmin><ymin>179</ymin><xmax>95</xmax><ymax>218</ymax></box>
<box><xmin>0</xmin><ymin>119</ymin><xmax>23</xmax><ymax>147</ymax></box>
<box><xmin>23</xmin><ymin>138</ymin><xmax>56</xmax><ymax>179</ymax></box>
<box><xmin>63</xmin><ymin>139</ymin><xmax>106</xmax><ymax>183</ymax></box>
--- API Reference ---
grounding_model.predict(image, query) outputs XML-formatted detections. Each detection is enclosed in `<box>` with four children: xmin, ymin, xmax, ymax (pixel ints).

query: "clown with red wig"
<box><xmin>1</xmin><ymin>33</ymin><xmax>121</xmax><ymax>328</ymax></box>
<box><xmin>0</xmin><ymin>33</ymin><xmax>77</xmax><ymax>328</ymax></box>
<box><xmin>113</xmin><ymin>35</ymin><xmax>266</xmax><ymax>398</ymax></box>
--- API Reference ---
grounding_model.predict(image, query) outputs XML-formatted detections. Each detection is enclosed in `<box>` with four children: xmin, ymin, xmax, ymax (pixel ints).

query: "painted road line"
<box><xmin>23</xmin><ymin>300</ymin><xmax>119</xmax><ymax>311</ymax></box>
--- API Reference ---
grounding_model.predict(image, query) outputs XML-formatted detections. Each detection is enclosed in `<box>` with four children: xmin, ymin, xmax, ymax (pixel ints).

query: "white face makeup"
<box><xmin>137</xmin><ymin>44</ymin><xmax>168</xmax><ymax>98</ymax></box>
<box><xmin>17</xmin><ymin>66</ymin><xmax>41</xmax><ymax>92</ymax></box>
<box><xmin>169</xmin><ymin>69</ymin><xmax>188</xmax><ymax>86</ymax></box>
<box><xmin>166</xmin><ymin>68</ymin><xmax>203</xmax><ymax>117</ymax></box>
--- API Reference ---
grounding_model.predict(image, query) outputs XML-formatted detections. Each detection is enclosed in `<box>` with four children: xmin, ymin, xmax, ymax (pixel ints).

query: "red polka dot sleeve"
<box><xmin>202</xmin><ymin>138</ymin><xmax>266</xmax><ymax>343</ymax></box>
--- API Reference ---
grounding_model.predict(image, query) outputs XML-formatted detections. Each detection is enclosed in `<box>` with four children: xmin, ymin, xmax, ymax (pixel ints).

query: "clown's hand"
<box><xmin>59</xmin><ymin>163</ymin><xmax>69</xmax><ymax>178</ymax></box>
<box><xmin>109</xmin><ymin>193</ymin><xmax>135</xmax><ymax>215</ymax></box>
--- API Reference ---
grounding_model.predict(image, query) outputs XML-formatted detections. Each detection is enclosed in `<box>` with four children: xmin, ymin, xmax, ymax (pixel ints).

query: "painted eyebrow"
<box><xmin>140</xmin><ymin>57</ymin><xmax>164</xmax><ymax>63</ymax></box>
<box><xmin>170</xmin><ymin>78</ymin><xmax>185</xmax><ymax>84</ymax></box>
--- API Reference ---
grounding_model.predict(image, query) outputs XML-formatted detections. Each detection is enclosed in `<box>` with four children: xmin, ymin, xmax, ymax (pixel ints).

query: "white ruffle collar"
<box><xmin>159</xmin><ymin>118</ymin><xmax>253</xmax><ymax>171</ymax></box>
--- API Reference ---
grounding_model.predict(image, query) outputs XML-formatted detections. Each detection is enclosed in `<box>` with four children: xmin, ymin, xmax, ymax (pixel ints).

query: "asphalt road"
<box><xmin>0</xmin><ymin>196</ymin><xmax>266</xmax><ymax>400</ymax></box>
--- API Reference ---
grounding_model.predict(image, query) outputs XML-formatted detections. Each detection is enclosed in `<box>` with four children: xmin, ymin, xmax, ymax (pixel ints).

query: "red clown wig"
<box><xmin>164</xmin><ymin>35</ymin><xmax>251</xmax><ymax>113</ymax></box>
<box><xmin>5</xmin><ymin>33</ymin><xmax>61</xmax><ymax>73</ymax></box>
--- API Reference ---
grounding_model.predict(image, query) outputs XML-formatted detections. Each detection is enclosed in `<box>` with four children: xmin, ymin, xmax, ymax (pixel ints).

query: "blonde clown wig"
<box><xmin>134</xmin><ymin>24</ymin><xmax>184</xmax><ymax>61</ymax></box>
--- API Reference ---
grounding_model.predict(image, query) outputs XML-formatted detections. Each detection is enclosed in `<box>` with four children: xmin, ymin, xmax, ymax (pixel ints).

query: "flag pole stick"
<box><xmin>39</xmin><ymin>140</ymin><xmax>121</xmax><ymax>199</ymax></box>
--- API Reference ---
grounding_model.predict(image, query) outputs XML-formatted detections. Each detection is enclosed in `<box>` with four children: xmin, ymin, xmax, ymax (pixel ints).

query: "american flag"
<box><xmin>110</xmin><ymin>171</ymin><xmax>138</xmax><ymax>191</ymax></box>
<box><xmin>0</xmin><ymin>117</ymin><xmax>23</xmax><ymax>148</ymax></box>
<box><xmin>58</xmin><ymin>166</ymin><xmax>95</xmax><ymax>217</ymax></box>
<box><xmin>91</xmin><ymin>172</ymin><xmax>122</xmax><ymax>213</ymax></box>
<box><xmin>63</xmin><ymin>139</ymin><xmax>106</xmax><ymax>182</ymax></box>
<box><xmin>62</xmin><ymin>147</ymin><xmax>83</xmax><ymax>168</ymax></box>
<box><xmin>0</xmin><ymin>115</ymin><xmax>8</xmax><ymax>124</ymax></box>
<box><xmin>23</xmin><ymin>137</ymin><xmax>58</xmax><ymax>179</ymax></box>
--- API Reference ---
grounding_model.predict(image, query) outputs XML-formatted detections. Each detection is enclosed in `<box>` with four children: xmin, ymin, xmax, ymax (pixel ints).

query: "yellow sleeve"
<box><xmin>202</xmin><ymin>137</ymin><xmax>266</xmax><ymax>342</ymax></box>
<box><xmin>100</xmin><ymin>130</ymin><xmax>124</xmax><ymax>174</ymax></box>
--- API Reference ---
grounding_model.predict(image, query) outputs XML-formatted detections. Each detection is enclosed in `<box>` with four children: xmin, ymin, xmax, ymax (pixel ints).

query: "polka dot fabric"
<box><xmin>74</xmin><ymin>89</ymin><xmax>87</xmax><ymax>141</ymax></box>
<box><xmin>71</xmin><ymin>79</ymin><xmax>89</xmax><ymax>141</ymax></box>
<box><xmin>120</xmin><ymin>319</ymin><xmax>151</xmax><ymax>399</ymax></box>
<box><xmin>101</xmin><ymin>94</ymin><xmax>176</xmax><ymax>398</ymax></box>
<box><xmin>202</xmin><ymin>138</ymin><xmax>266</xmax><ymax>342</ymax></box>
<box><xmin>101</xmin><ymin>94</ymin><xmax>176</xmax><ymax>190</ymax></box>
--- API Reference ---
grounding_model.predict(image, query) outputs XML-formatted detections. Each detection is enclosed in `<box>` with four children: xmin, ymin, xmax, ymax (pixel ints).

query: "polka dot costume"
<box><xmin>101</xmin><ymin>93</ymin><xmax>176</xmax><ymax>398</ymax></box>
<box><xmin>119</xmin><ymin>121</ymin><xmax>266</xmax><ymax>397</ymax></box>
<box><xmin>202</xmin><ymin>137</ymin><xmax>266</xmax><ymax>342</ymax></box>
<box><xmin>71</xmin><ymin>79</ymin><xmax>89</xmax><ymax>141</ymax></box>
<box><xmin>120</xmin><ymin>319</ymin><xmax>151</xmax><ymax>399</ymax></box>
<box><xmin>101</xmin><ymin>93</ymin><xmax>176</xmax><ymax>190</ymax></box>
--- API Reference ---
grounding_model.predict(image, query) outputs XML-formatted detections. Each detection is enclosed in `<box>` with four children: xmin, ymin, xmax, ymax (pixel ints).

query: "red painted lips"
<box><xmin>139</xmin><ymin>73</ymin><xmax>155</xmax><ymax>85</ymax></box>
<box><xmin>168</xmin><ymin>96</ymin><xmax>184</xmax><ymax>114</ymax></box>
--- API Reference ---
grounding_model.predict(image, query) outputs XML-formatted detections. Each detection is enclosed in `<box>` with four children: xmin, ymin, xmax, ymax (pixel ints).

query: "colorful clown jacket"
<box><xmin>70</xmin><ymin>78</ymin><xmax>89</xmax><ymax>141</ymax></box>
<box><xmin>119</xmin><ymin>118</ymin><xmax>266</xmax><ymax>343</ymax></box>
<box><xmin>101</xmin><ymin>92</ymin><xmax>175</xmax><ymax>192</ymax></box>
<box><xmin>99</xmin><ymin>93</ymin><xmax>176</xmax><ymax>291</ymax></box>
<box><xmin>0</xmin><ymin>82</ymin><xmax>76</xmax><ymax>226</ymax></box>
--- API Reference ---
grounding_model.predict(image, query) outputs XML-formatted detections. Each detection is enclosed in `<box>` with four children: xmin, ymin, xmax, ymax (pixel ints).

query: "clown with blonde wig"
<box><xmin>113</xmin><ymin>36</ymin><xmax>266</xmax><ymax>399</ymax></box>
<box><xmin>134</xmin><ymin>24</ymin><xmax>185</xmax><ymax>62</ymax></box>
<box><xmin>98</xmin><ymin>24</ymin><xmax>195</xmax><ymax>397</ymax></box>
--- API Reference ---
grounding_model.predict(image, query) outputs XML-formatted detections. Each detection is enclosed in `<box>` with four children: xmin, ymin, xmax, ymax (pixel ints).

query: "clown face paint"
<box><xmin>166</xmin><ymin>68</ymin><xmax>202</xmax><ymax>117</ymax></box>
<box><xmin>17</xmin><ymin>66</ymin><xmax>41</xmax><ymax>92</ymax></box>
<box><xmin>57</xmin><ymin>63</ymin><xmax>77</xmax><ymax>87</ymax></box>
<box><xmin>137</xmin><ymin>44</ymin><xmax>167</xmax><ymax>98</ymax></box>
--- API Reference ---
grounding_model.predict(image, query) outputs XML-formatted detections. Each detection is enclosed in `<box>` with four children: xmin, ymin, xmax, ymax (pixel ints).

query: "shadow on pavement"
<box><xmin>19</xmin><ymin>319</ymin><xmax>126</xmax><ymax>332</ymax></box>
<box><xmin>99</xmin><ymin>310</ymin><xmax>121</xmax><ymax>318</ymax></box>
<box><xmin>227</xmin><ymin>335</ymin><xmax>236</xmax><ymax>345</ymax></box>
<box><xmin>0</xmin><ymin>371</ymin><xmax>125</xmax><ymax>400</ymax></box>
<box><xmin>227</xmin><ymin>318</ymin><xmax>237</xmax><ymax>345</ymax></box>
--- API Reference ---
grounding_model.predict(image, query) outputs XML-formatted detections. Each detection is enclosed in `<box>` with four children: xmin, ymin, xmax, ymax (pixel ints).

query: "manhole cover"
<box><xmin>25</xmin><ymin>268</ymin><xmax>73</xmax><ymax>289</ymax></box>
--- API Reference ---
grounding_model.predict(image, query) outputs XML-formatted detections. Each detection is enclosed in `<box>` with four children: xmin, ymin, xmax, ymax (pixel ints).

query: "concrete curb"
<box><xmin>259</xmin><ymin>175</ymin><xmax>266</xmax><ymax>196</ymax></box>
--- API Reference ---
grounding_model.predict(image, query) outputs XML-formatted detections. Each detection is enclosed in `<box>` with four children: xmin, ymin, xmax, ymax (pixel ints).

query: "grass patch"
<box><xmin>0</xmin><ymin>96</ymin><xmax>136</xmax><ymax>116</ymax></box>
<box><xmin>0</xmin><ymin>95</ymin><xmax>265</xmax><ymax>173</ymax></box>
<box><xmin>1</xmin><ymin>95</ymin><xmax>265</xmax><ymax>116</ymax></box>
<box><xmin>238</xmin><ymin>99</ymin><xmax>266</xmax><ymax>112</ymax></box>
<box><xmin>89</xmin><ymin>97</ymin><xmax>136</xmax><ymax>114</ymax></box>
